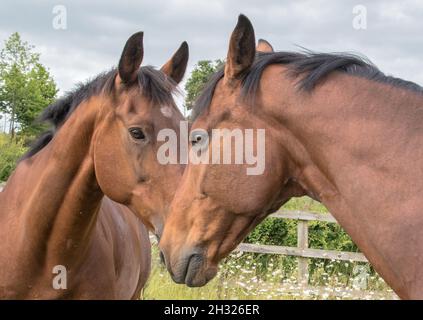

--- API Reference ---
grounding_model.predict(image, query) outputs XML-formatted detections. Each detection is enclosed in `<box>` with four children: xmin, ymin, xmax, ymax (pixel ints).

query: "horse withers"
<box><xmin>0</xmin><ymin>32</ymin><xmax>188</xmax><ymax>299</ymax></box>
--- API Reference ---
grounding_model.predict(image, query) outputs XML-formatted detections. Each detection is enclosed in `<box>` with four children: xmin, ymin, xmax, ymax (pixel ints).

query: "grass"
<box><xmin>143</xmin><ymin>197</ymin><xmax>398</xmax><ymax>300</ymax></box>
<box><xmin>283</xmin><ymin>197</ymin><xmax>329</xmax><ymax>213</ymax></box>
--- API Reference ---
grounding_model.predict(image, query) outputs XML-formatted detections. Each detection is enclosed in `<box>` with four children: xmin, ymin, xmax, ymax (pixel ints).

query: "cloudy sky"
<box><xmin>1</xmin><ymin>0</ymin><xmax>422</xmax><ymax>105</ymax></box>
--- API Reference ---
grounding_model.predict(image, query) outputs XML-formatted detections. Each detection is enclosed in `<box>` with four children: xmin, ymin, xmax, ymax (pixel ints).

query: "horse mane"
<box><xmin>192</xmin><ymin>50</ymin><xmax>423</xmax><ymax>120</ymax></box>
<box><xmin>22</xmin><ymin>66</ymin><xmax>177</xmax><ymax>160</ymax></box>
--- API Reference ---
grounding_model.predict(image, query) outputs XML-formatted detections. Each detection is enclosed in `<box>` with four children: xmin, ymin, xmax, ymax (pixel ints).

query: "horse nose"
<box><xmin>163</xmin><ymin>248</ymin><xmax>206</xmax><ymax>286</ymax></box>
<box><xmin>182</xmin><ymin>253</ymin><xmax>205</xmax><ymax>286</ymax></box>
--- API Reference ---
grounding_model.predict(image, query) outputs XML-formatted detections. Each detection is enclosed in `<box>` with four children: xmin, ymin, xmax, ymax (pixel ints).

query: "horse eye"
<box><xmin>128</xmin><ymin>127</ymin><xmax>145</xmax><ymax>140</ymax></box>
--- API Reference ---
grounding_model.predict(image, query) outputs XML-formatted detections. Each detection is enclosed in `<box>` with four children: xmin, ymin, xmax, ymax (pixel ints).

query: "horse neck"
<box><xmin>268</xmin><ymin>71</ymin><xmax>423</xmax><ymax>297</ymax></box>
<box><xmin>4</xmin><ymin>97</ymin><xmax>106</xmax><ymax>269</ymax></box>
<box><xmin>274</xmin><ymin>73</ymin><xmax>423</xmax><ymax>209</ymax></box>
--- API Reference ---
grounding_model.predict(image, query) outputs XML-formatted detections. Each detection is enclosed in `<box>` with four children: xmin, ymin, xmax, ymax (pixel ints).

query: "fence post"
<box><xmin>297</xmin><ymin>220</ymin><xmax>309</xmax><ymax>285</ymax></box>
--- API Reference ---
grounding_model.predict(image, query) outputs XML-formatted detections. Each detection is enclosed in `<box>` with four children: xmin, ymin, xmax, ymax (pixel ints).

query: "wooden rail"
<box><xmin>236</xmin><ymin>209</ymin><xmax>368</xmax><ymax>283</ymax></box>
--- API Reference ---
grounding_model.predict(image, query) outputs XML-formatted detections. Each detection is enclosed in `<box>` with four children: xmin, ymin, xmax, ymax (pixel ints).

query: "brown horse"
<box><xmin>0</xmin><ymin>32</ymin><xmax>188</xmax><ymax>299</ymax></box>
<box><xmin>160</xmin><ymin>14</ymin><xmax>423</xmax><ymax>299</ymax></box>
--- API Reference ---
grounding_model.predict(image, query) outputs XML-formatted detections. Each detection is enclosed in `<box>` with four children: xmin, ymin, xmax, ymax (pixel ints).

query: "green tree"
<box><xmin>0</xmin><ymin>32</ymin><xmax>57</xmax><ymax>138</ymax></box>
<box><xmin>184</xmin><ymin>59</ymin><xmax>223</xmax><ymax>114</ymax></box>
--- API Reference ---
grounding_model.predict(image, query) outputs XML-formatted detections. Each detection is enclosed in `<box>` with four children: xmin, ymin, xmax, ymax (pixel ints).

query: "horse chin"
<box><xmin>185</xmin><ymin>264</ymin><xmax>218</xmax><ymax>287</ymax></box>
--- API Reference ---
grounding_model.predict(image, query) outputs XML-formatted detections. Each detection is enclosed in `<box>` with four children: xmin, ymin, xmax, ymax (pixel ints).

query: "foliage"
<box><xmin>244</xmin><ymin>197</ymin><xmax>362</xmax><ymax>277</ymax></box>
<box><xmin>0</xmin><ymin>133</ymin><xmax>27</xmax><ymax>181</ymax></box>
<box><xmin>245</xmin><ymin>198</ymin><xmax>334</xmax><ymax>246</ymax></box>
<box><xmin>308</xmin><ymin>221</ymin><xmax>358</xmax><ymax>252</ymax></box>
<box><xmin>0</xmin><ymin>32</ymin><xmax>57</xmax><ymax>137</ymax></box>
<box><xmin>184</xmin><ymin>59</ymin><xmax>223</xmax><ymax>112</ymax></box>
<box><xmin>245</xmin><ymin>198</ymin><xmax>358</xmax><ymax>252</ymax></box>
<box><xmin>246</xmin><ymin>217</ymin><xmax>297</xmax><ymax>246</ymax></box>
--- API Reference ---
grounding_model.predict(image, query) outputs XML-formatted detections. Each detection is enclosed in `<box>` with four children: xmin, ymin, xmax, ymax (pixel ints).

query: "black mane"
<box><xmin>192</xmin><ymin>51</ymin><xmax>423</xmax><ymax>120</ymax></box>
<box><xmin>23</xmin><ymin>66</ymin><xmax>177</xmax><ymax>159</ymax></box>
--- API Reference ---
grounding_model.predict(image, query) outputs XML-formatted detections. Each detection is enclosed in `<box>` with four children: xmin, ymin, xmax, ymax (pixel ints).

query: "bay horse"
<box><xmin>159</xmin><ymin>15</ymin><xmax>423</xmax><ymax>299</ymax></box>
<box><xmin>0</xmin><ymin>32</ymin><xmax>188</xmax><ymax>299</ymax></box>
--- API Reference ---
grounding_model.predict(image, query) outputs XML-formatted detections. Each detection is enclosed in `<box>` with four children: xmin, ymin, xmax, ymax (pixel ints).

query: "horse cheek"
<box><xmin>93</xmin><ymin>127</ymin><xmax>135</xmax><ymax>204</ymax></box>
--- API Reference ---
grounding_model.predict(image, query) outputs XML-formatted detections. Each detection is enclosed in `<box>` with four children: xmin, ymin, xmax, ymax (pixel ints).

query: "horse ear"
<box><xmin>161</xmin><ymin>41</ymin><xmax>189</xmax><ymax>84</ymax></box>
<box><xmin>224</xmin><ymin>14</ymin><xmax>256</xmax><ymax>85</ymax></box>
<box><xmin>257</xmin><ymin>39</ymin><xmax>274</xmax><ymax>53</ymax></box>
<box><xmin>118</xmin><ymin>32</ymin><xmax>144</xmax><ymax>84</ymax></box>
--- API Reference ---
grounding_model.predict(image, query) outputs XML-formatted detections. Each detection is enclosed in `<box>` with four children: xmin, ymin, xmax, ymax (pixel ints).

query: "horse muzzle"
<box><xmin>161</xmin><ymin>247</ymin><xmax>217</xmax><ymax>287</ymax></box>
